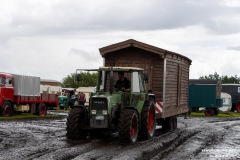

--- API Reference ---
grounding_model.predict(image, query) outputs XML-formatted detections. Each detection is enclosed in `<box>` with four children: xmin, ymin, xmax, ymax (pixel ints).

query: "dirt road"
<box><xmin>0</xmin><ymin>110</ymin><xmax>240</xmax><ymax>160</ymax></box>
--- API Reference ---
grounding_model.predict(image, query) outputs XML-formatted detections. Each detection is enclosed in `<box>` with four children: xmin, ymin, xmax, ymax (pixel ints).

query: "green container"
<box><xmin>189</xmin><ymin>84</ymin><xmax>222</xmax><ymax>109</ymax></box>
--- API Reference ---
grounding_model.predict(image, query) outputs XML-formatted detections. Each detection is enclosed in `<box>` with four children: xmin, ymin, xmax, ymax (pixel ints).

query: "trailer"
<box><xmin>221</xmin><ymin>84</ymin><xmax>240</xmax><ymax>112</ymax></box>
<box><xmin>188</xmin><ymin>79</ymin><xmax>222</xmax><ymax>116</ymax></box>
<box><xmin>100</xmin><ymin>39</ymin><xmax>192</xmax><ymax>119</ymax></box>
<box><xmin>0</xmin><ymin>73</ymin><xmax>58</xmax><ymax>116</ymax></box>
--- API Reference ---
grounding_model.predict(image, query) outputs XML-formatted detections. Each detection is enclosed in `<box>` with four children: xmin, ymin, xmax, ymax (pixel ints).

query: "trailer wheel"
<box><xmin>66</xmin><ymin>108</ymin><xmax>88</xmax><ymax>140</ymax></box>
<box><xmin>118</xmin><ymin>109</ymin><xmax>139</xmax><ymax>143</ymax></box>
<box><xmin>2</xmin><ymin>101</ymin><xmax>12</xmax><ymax>117</ymax></box>
<box><xmin>139</xmin><ymin>101</ymin><xmax>156</xmax><ymax>139</ymax></box>
<box><xmin>236</xmin><ymin>103</ymin><xmax>240</xmax><ymax>113</ymax></box>
<box><xmin>204</xmin><ymin>108</ymin><xmax>214</xmax><ymax>116</ymax></box>
<box><xmin>172</xmin><ymin>116</ymin><xmax>177</xmax><ymax>129</ymax></box>
<box><xmin>162</xmin><ymin>116</ymin><xmax>176</xmax><ymax>131</ymax></box>
<box><xmin>38</xmin><ymin>103</ymin><xmax>47</xmax><ymax>116</ymax></box>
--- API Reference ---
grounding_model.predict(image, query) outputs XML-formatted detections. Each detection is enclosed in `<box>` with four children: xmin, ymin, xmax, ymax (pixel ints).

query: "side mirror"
<box><xmin>9</xmin><ymin>79</ymin><xmax>12</xmax><ymax>84</ymax></box>
<box><xmin>144</xmin><ymin>72</ymin><xmax>148</xmax><ymax>83</ymax></box>
<box><xmin>76</xmin><ymin>74</ymin><xmax>81</xmax><ymax>81</ymax></box>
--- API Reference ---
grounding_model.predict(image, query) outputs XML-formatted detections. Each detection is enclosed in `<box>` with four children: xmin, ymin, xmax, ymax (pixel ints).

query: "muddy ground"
<box><xmin>0</xmin><ymin>110</ymin><xmax>240</xmax><ymax>160</ymax></box>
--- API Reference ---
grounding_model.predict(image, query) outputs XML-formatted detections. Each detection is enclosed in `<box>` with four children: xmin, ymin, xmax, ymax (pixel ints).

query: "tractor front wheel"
<box><xmin>118</xmin><ymin>109</ymin><xmax>139</xmax><ymax>143</ymax></box>
<box><xmin>139</xmin><ymin>101</ymin><xmax>156</xmax><ymax>139</ymax></box>
<box><xmin>66</xmin><ymin>108</ymin><xmax>88</xmax><ymax>140</ymax></box>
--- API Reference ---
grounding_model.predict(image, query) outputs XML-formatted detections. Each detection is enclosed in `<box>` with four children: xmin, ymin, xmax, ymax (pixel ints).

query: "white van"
<box><xmin>220</xmin><ymin>92</ymin><xmax>232</xmax><ymax>112</ymax></box>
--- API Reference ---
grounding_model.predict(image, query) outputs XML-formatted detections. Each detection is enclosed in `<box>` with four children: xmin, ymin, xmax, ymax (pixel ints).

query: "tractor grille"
<box><xmin>91</xmin><ymin>98</ymin><xmax>108</xmax><ymax>110</ymax></box>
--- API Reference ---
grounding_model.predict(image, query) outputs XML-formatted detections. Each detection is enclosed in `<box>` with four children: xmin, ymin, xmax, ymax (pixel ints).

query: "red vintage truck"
<box><xmin>0</xmin><ymin>72</ymin><xmax>58</xmax><ymax>116</ymax></box>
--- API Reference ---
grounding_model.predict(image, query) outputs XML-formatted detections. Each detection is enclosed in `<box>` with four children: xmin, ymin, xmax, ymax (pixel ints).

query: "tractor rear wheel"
<box><xmin>66</xmin><ymin>108</ymin><xmax>87</xmax><ymax>140</ymax></box>
<box><xmin>2</xmin><ymin>101</ymin><xmax>12</xmax><ymax>117</ymax></box>
<box><xmin>118</xmin><ymin>109</ymin><xmax>139</xmax><ymax>143</ymax></box>
<box><xmin>139</xmin><ymin>101</ymin><xmax>156</xmax><ymax>139</ymax></box>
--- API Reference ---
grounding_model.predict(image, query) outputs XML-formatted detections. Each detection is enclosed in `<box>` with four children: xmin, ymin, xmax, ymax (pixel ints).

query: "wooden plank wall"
<box><xmin>103</xmin><ymin>47</ymin><xmax>191</xmax><ymax>118</ymax></box>
<box><xmin>163</xmin><ymin>53</ymin><xmax>190</xmax><ymax>117</ymax></box>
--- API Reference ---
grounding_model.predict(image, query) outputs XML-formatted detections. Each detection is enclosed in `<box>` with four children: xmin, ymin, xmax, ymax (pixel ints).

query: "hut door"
<box><xmin>115</xmin><ymin>60</ymin><xmax>153</xmax><ymax>91</ymax></box>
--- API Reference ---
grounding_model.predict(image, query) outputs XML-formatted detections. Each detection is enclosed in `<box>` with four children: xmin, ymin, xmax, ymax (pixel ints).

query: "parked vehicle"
<box><xmin>221</xmin><ymin>84</ymin><xmax>240</xmax><ymax>112</ymax></box>
<box><xmin>58</xmin><ymin>88</ymin><xmax>76</xmax><ymax>109</ymax></box>
<box><xmin>189</xmin><ymin>80</ymin><xmax>222</xmax><ymax>116</ymax></box>
<box><xmin>0</xmin><ymin>73</ymin><xmax>58</xmax><ymax>116</ymax></box>
<box><xmin>220</xmin><ymin>92</ymin><xmax>232</xmax><ymax>112</ymax></box>
<box><xmin>66</xmin><ymin>39</ymin><xmax>192</xmax><ymax>143</ymax></box>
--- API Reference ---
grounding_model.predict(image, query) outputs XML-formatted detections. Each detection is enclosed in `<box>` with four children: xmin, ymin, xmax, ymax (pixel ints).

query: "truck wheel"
<box><xmin>172</xmin><ymin>116</ymin><xmax>177</xmax><ymax>129</ymax></box>
<box><xmin>204</xmin><ymin>108</ymin><xmax>214</xmax><ymax>116</ymax></box>
<box><xmin>236</xmin><ymin>103</ymin><xmax>240</xmax><ymax>113</ymax></box>
<box><xmin>139</xmin><ymin>101</ymin><xmax>156</xmax><ymax>139</ymax></box>
<box><xmin>38</xmin><ymin>103</ymin><xmax>47</xmax><ymax>116</ymax></box>
<box><xmin>2</xmin><ymin>101</ymin><xmax>12</xmax><ymax>117</ymax></box>
<box><xmin>66</xmin><ymin>108</ymin><xmax>88</xmax><ymax>140</ymax></box>
<box><xmin>118</xmin><ymin>109</ymin><xmax>139</xmax><ymax>143</ymax></box>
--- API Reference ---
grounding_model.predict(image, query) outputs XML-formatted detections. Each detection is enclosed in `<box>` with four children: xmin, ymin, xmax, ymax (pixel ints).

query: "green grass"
<box><xmin>190</xmin><ymin>111</ymin><xmax>240</xmax><ymax>117</ymax></box>
<box><xmin>0</xmin><ymin>113</ymin><xmax>61</xmax><ymax>121</ymax></box>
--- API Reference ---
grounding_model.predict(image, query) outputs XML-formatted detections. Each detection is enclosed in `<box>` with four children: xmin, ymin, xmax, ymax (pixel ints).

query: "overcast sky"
<box><xmin>1</xmin><ymin>0</ymin><xmax>240</xmax><ymax>82</ymax></box>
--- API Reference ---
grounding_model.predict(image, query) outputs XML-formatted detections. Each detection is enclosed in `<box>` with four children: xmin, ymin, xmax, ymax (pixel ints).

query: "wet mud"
<box><xmin>0</xmin><ymin>110</ymin><xmax>240</xmax><ymax>160</ymax></box>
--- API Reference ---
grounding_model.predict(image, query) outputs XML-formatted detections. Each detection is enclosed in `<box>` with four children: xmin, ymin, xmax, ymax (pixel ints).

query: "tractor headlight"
<box><xmin>92</xmin><ymin>110</ymin><xmax>96</xmax><ymax>114</ymax></box>
<box><xmin>102</xmin><ymin>110</ymin><xmax>108</xmax><ymax>115</ymax></box>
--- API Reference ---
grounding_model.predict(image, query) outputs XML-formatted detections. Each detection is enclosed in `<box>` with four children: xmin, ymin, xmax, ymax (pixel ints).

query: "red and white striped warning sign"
<box><xmin>155</xmin><ymin>101</ymin><xmax>163</xmax><ymax>113</ymax></box>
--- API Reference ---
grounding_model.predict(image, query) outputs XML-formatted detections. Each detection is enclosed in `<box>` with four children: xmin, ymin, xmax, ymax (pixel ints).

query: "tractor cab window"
<box><xmin>0</xmin><ymin>77</ymin><xmax>5</xmax><ymax>87</ymax></box>
<box><xmin>132</xmin><ymin>71</ymin><xmax>145</xmax><ymax>93</ymax></box>
<box><xmin>99</xmin><ymin>71</ymin><xmax>105</xmax><ymax>91</ymax></box>
<box><xmin>113</xmin><ymin>71</ymin><xmax>131</xmax><ymax>92</ymax></box>
<box><xmin>99</xmin><ymin>71</ymin><xmax>131</xmax><ymax>92</ymax></box>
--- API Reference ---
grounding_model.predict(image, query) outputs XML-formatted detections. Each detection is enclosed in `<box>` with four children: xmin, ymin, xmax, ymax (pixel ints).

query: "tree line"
<box><xmin>199</xmin><ymin>72</ymin><xmax>240</xmax><ymax>84</ymax></box>
<box><xmin>61</xmin><ymin>72</ymin><xmax>98</xmax><ymax>88</ymax></box>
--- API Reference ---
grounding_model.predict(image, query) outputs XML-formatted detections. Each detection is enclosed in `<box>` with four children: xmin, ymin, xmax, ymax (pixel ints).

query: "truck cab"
<box><xmin>0</xmin><ymin>73</ymin><xmax>14</xmax><ymax>116</ymax></box>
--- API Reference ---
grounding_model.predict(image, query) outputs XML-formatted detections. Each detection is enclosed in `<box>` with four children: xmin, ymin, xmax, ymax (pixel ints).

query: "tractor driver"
<box><xmin>114</xmin><ymin>72</ymin><xmax>130</xmax><ymax>92</ymax></box>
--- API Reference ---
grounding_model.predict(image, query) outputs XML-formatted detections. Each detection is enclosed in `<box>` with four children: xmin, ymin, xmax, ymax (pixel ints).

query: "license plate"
<box><xmin>95</xmin><ymin>116</ymin><xmax>104</xmax><ymax>120</ymax></box>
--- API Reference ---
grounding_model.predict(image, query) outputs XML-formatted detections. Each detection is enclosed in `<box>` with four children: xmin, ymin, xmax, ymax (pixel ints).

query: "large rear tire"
<box><xmin>139</xmin><ymin>101</ymin><xmax>156</xmax><ymax>139</ymax></box>
<box><xmin>118</xmin><ymin>109</ymin><xmax>139</xmax><ymax>143</ymax></box>
<box><xmin>2</xmin><ymin>101</ymin><xmax>12</xmax><ymax>117</ymax></box>
<box><xmin>66</xmin><ymin>108</ymin><xmax>87</xmax><ymax>140</ymax></box>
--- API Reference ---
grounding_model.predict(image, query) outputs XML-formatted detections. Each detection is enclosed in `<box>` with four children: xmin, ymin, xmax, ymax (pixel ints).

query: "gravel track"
<box><xmin>0</xmin><ymin>110</ymin><xmax>240</xmax><ymax>160</ymax></box>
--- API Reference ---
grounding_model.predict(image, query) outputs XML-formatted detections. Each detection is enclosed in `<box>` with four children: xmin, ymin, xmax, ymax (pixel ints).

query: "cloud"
<box><xmin>227</xmin><ymin>45</ymin><xmax>240</xmax><ymax>51</ymax></box>
<box><xmin>0</xmin><ymin>0</ymin><xmax>240</xmax><ymax>81</ymax></box>
<box><xmin>1</xmin><ymin>0</ymin><xmax>240</xmax><ymax>39</ymax></box>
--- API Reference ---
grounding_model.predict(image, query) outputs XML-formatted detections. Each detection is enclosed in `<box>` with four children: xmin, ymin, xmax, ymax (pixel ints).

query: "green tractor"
<box><xmin>66</xmin><ymin>67</ymin><xmax>156</xmax><ymax>143</ymax></box>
